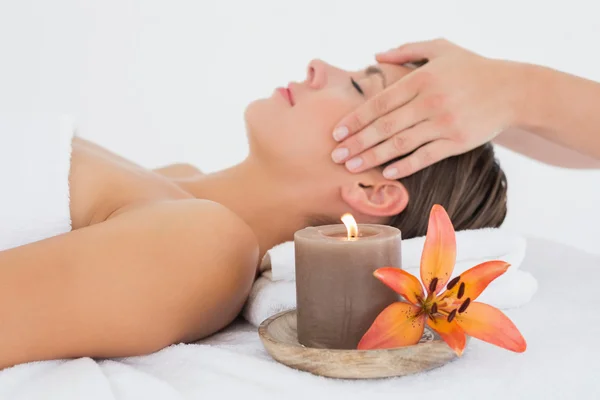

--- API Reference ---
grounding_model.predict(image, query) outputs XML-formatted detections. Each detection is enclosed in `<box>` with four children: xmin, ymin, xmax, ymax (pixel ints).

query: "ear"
<box><xmin>340</xmin><ymin>179</ymin><xmax>408</xmax><ymax>217</ymax></box>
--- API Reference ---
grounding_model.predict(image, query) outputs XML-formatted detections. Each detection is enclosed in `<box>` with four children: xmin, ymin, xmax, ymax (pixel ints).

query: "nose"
<box><xmin>306</xmin><ymin>59</ymin><xmax>328</xmax><ymax>89</ymax></box>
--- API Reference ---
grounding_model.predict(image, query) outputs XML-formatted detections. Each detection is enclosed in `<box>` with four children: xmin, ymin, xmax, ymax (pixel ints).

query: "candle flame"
<box><xmin>341</xmin><ymin>213</ymin><xmax>358</xmax><ymax>239</ymax></box>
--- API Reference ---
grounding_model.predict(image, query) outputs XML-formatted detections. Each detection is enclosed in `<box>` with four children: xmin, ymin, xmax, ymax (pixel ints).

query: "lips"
<box><xmin>286</xmin><ymin>85</ymin><xmax>295</xmax><ymax>106</ymax></box>
<box><xmin>276</xmin><ymin>85</ymin><xmax>295</xmax><ymax>106</ymax></box>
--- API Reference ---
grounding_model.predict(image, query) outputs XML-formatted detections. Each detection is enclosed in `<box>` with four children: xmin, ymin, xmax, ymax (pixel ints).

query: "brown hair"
<box><xmin>307</xmin><ymin>143</ymin><xmax>507</xmax><ymax>239</ymax></box>
<box><xmin>386</xmin><ymin>143</ymin><xmax>507</xmax><ymax>239</ymax></box>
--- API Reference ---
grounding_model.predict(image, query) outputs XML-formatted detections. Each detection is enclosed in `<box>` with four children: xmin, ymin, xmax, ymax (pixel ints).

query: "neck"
<box><xmin>177</xmin><ymin>158</ymin><xmax>308</xmax><ymax>261</ymax></box>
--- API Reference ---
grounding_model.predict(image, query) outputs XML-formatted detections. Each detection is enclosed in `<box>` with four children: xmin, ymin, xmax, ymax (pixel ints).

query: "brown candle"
<box><xmin>295</xmin><ymin>217</ymin><xmax>402</xmax><ymax>349</ymax></box>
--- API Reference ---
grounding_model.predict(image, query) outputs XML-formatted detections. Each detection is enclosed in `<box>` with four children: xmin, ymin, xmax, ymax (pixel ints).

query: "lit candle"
<box><xmin>295</xmin><ymin>214</ymin><xmax>402</xmax><ymax>349</ymax></box>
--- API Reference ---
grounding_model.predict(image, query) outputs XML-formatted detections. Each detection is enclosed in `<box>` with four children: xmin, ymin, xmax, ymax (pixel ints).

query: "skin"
<box><xmin>331</xmin><ymin>38</ymin><xmax>600</xmax><ymax>178</ymax></box>
<box><xmin>0</xmin><ymin>59</ymin><xmax>415</xmax><ymax>369</ymax></box>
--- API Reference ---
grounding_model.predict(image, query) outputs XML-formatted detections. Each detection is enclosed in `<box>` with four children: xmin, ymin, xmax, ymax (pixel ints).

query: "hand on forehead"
<box><xmin>353</xmin><ymin>63</ymin><xmax>413</xmax><ymax>91</ymax></box>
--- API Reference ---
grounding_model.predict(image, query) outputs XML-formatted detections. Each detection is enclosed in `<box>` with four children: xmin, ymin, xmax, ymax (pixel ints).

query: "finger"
<box><xmin>332</xmin><ymin>76</ymin><xmax>419</xmax><ymax>141</ymax></box>
<box><xmin>382</xmin><ymin>139</ymin><xmax>457</xmax><ymax>179</ymax></box>
<box><xmin>344</xmin><ymin>122</ymin><xmax>441</xmax><ymax>173</ymax></box>
<box><xmin>331</xmin><ymin>99</ymin><xmax>425</xmax><ymax>164</ymax></box>
<box><xmin>375</xmin><ymin>38</ymin><xmax>450</xmax><ymax>64</ymax></box>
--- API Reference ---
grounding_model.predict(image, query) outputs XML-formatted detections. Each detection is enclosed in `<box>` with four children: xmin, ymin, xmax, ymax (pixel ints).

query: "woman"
<box><xmin>0</xmin><ymin>59</ymin><xmax>506</xmax><ymax>369</ymax></box>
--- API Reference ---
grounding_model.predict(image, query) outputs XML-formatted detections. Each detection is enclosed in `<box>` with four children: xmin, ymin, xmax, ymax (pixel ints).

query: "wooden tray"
<box><xmin>258</xmin><ymin>309</ymin><xmax>460</xmax><ymax>379</ymax></box>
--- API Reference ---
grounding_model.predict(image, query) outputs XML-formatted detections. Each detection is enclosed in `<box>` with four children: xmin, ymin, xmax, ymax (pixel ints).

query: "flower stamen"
<box><xmin>437</xmin><ymin>301</ymin><xmax>448</xmax><ymax>309</ymax></box>
<box><xmin>457</xmin><ymin>282</ymin><xmax>466</xmax><ymax>299</ymax></box>
<box><xmin>446</xmin><ymin>276</ymin><xmax>460</xmax><ymax>290</ymax></box>
<box><xmin>429</xmin><ymin>277</ymin><xmax>439</xmax><ymax>293</ymax></box>
<box><xmin>447</xmin><ymin>309</ymin><xmax>457</xmax><ymax>323</ymax></box>
<box><xmin>458</xmin><ymin>298</ymin><xmax>471</xmax><ymax>313</ymax></box>
<box><xmin>431</xmin><ymin>302</ymin><xmax>438</xmax><ymax>314</ymax></box>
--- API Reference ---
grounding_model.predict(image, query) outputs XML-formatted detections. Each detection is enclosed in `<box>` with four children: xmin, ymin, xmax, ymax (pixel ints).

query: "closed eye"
<box><xmin>350</xmin><ymin>77</ymin><xmax>364</xmax><ymax>96</ymax></box>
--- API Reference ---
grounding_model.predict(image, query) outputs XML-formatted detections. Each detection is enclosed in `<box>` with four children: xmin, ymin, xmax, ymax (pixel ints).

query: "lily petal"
<box><xmin>420</xmin><ymin>204</ymin><xmax>457</xmax><ymax>295</ymax></box>
<box><xmin>358</xmin><ymin>302</ymin><xmax>425</xmax><ymax>350</ymax></box>
<box><xmin>455</xmin><ymin>302</ymin><xmax>527</xmax><ymax>353</ymax></box>
<box><xmin>438</xmin><ymin>261</ymin><xmax>510</xmax><ymax>309</ymax></box>
<box><xmin>373</xmin><ymin>267</ymin><xmax>424</xmax><ymax>305</ymax></box>
<box><xmin>426</xmin><ymin>315</ymin><xmax>467</xmax><ymax>356</ymax></box>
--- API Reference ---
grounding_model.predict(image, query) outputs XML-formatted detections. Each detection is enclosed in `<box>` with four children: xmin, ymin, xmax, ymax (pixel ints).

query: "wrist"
<box><xmin>506</xmin><ymin>61</ymin><xmax>550</xmax><ymax>131</ymax></box>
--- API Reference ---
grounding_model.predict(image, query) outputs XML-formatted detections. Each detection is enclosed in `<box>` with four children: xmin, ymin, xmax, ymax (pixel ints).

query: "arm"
<box><xmin>494</xmin><ymin>127</ymin><xmax>600</xmax><ymax>169</ymax></box>
<box><xmin>0</xmin><ymin>199</ymin><xmax>258</xmax><ymax>369</ymax></box>
<box><xmin>513</xmin><ymin>63</ymin><xmax>600</xmax><ymax>162</ymax></box>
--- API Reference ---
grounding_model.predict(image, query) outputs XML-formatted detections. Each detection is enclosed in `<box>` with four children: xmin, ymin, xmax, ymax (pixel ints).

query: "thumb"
<box><xmin>376</xmin><ymin>38</ymin><xmax>448</xmax><ymax>64</ymax></box>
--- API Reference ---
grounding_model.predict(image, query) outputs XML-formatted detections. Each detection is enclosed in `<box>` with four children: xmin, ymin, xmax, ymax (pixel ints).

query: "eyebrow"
<box><xmin>365</xmin><ymin>65</ymin><xmax>387</xmax><ymax>88</ymax></box>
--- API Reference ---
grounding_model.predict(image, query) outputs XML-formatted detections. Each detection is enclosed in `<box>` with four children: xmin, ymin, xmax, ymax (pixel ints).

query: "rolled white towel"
<box><xmin>243</xmin><ymin>228</ymin><xmax>537</xmax><ymax>327</ymax></box>
<box><xmin>0</xmin><ymin>113</ymin><xmax>75</xmax><ymax>251</ymax></box>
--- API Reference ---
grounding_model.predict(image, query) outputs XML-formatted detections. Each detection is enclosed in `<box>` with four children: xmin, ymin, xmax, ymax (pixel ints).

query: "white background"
<box><xmin>0</xmin><ymin>0</ymin><xmax>598</xmax><ymax>254</ymax></box>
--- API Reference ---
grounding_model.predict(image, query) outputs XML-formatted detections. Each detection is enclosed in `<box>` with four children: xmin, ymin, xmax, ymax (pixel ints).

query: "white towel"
<box><xmin>243</xmin><ymin>228</ymin><xmax>537</xmax><ymax>327</ymax></box>
<box><xmin>0</xmin><ymin>113</ymin><xmax>75</xmax><ymax>250</ymax></box>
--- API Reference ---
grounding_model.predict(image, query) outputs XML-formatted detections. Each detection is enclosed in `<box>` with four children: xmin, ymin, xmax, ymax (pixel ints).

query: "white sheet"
<box><xmin>1</xmin><ymin>237</ymin><xmax>599</xmax><ymax>400</ymax></box>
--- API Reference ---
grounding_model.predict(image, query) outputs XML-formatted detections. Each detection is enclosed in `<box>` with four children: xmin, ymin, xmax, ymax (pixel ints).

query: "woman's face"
<box><xmin>244</xmin><ymin>59</ymin><xmax>412</xmax><ymax>179</ymax></box>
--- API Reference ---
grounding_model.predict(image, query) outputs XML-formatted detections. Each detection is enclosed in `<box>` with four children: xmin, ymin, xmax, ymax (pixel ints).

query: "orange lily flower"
<box><xmin>358</xmin><ymin>204</ymin><xmax>527</xmax><ymax>356</ymax></box>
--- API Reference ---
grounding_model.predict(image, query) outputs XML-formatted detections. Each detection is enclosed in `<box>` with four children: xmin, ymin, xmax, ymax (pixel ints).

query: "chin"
<box><xmin>244</xmin><ymin>98</ymin><xmax>266</xmax><ymax>142</ymax></box>
<box><xmin>244</xmin><ymin>98</ymin><xmax>283</xmax><ymax>157</ymax></box>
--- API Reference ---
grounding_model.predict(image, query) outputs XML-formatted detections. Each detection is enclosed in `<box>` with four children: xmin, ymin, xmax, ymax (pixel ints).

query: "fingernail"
<box><xmin>333</xmin><ymin>126</ymin><xmax>349</xmax><ymax>141</ymax></box>
<box><xmin>331</xmin><ymin>148</ymin><xmax>349</xmax><ymax>163</ymax></box>
<box><xmin>346</xmin><ymin>157</ymin><xmax>363</xmax><ymax>171</ymax></box>
<box><xmin>383</xmin><ymin>167</ymin><xmax>398</xmax><ymax>179</ymax></box>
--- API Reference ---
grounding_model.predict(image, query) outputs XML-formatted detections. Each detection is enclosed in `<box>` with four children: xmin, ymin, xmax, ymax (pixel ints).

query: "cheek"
<box><xmin>285</xmin><ymin>97</ymin><xmax>350</xmax><ymax>158</ymax></box>
<box><xmin>244</xmin><ymin>91</ymin><xmax>356</xmax><ymax>171</ymax></box>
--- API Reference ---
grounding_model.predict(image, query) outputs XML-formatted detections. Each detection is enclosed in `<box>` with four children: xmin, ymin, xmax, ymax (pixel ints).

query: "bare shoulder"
<box><xmin>104</xmin><ymin>198</ymin><xmax>259</xmax><ymax>277</ymax></box>
<box><xmin>175</xmin><ymin>199</ymin><xmax>258</xmax><ymax>261</ymax></box>
<box><xmin>0</xmin><ymin>198</ymin><xmax>259</xmax><ymax>367</ymax></box>
<box><xmin>122</xmin><ymin>199</ymin><xmax>260</xmax><ymax>340</ymax></box>
<box><xmin>125</xmin><ymin>199</ymin><xmax>259</xmax><ymax>266</ymax></box>
<box><xmin>153</xmin><ymin>163</ymin><xmax>204</xmax><ymax>178</ymax></box>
